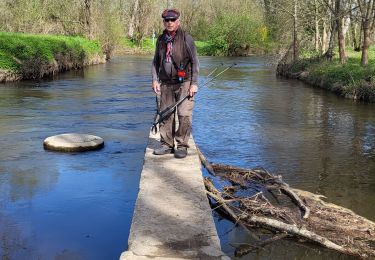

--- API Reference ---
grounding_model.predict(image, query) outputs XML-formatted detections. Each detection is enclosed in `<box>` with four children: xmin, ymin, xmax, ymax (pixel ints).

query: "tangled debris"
<box><xmin>198</xmin><ymin>150</ymin><xmax>375</xmax><ymax>258</ymax></box>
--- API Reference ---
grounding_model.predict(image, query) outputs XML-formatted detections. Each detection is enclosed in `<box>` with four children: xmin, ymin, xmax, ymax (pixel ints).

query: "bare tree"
<box><xmin>349</xmin><ymin>0</ymin><xmax>361</xmax><ymax>51</ymax></box>
<box><xmin>357</xmin><ymin>0</ymin><xmax>375</xmax><ymax>66</ymax></box>
<box><xmin>128</xmin><ymin>0</ymin><xmax>139</xmax><ymax>38</ymax></box>
<box><xmin>314</xmin><ymin>0</ymin><xmax>321</xmax><ymax>51</ymax></box>
<box><xmin>83</xmin><ymin>0</ymin><xmax>93</xmax><ymax>39</ymax></box>
<box><xmin>336</xmin><ymin>0</ymin><xmax>347</xmax><ymax>64</ymax></box>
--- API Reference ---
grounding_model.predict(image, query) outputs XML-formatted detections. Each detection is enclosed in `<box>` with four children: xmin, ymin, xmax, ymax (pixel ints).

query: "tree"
<box><xmin>320</xmin><ymin>0</ymin><xmax>348</xmax><ymax>63</ymax></box>
<box><xmin>265</xmin><ymin>0</ymin><xmax>303</xmax><ymax>61</ymax></box>
<box><xmin>349</xmin><ymin>0</ymin><xmax>361</xmax><ymax>51</ymax></box>
<box><xmin>336</xmin><ymin>0</ymin><xmax>347</xmax><ymax>64</ymax></box>
<box><xmin>357</xmin><ymin>0</ymin><xmax>375</xmax><ymax>66</ymax></box>
<box><xmin>314</xmin><ymin>0</ymin><xmax>320</xmax><ymax>52</ymax></box>
<box><xmin>83</xmin><ymin>0</ymin><xmax>93</xmax><ymax>39</ymax></box>
<box><xmin>127</xmin><ymin>0</ymin><xmax>139</xmax><ymax>38</ymax></box>
<box><xmin>205</xmin><ymin>0</ymin><xmax>268</xmax><ymax>56</ymax></box>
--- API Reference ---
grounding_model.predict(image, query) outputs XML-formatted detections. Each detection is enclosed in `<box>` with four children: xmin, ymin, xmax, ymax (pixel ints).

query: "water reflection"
<box><xmin>0</xmin><ymin>56</ymin><xmax>154</xmax><ymax>259</ymax></box>
<box><xmin>1</xmin><ymin>55</ymin><xmax>374</xmax><ymax>259</ymax></box>
<box><xmin>194</xmin><ymin>56</ymin><xmax>375</xmax><ymax>258</ymax></box>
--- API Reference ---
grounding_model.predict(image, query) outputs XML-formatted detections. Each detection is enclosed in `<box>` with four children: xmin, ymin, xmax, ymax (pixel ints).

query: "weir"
<box><xmin>120</xmin><ymin>130</ymin><xmax>228</xmax><ymax>259</ymax></box>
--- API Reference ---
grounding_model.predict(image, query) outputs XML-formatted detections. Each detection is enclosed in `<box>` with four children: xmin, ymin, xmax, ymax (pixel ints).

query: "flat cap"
<box><xmin>162</xmin><ymin>9</ymin><xmax>180</xmax><ymax>19</ymax></box>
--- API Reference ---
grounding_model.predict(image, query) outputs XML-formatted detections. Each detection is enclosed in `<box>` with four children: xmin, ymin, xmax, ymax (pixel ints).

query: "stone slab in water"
<box><xmin>43</xmin><ymin>133</ymin><xmax>104</xmax><ymax>152</ymax></box>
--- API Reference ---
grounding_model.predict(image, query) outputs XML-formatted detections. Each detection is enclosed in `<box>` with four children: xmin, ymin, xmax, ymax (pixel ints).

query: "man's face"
<box><xmin>163</xmin><ymin>18</ymin><xmax>180</xmax><ymax>33</ymax></box>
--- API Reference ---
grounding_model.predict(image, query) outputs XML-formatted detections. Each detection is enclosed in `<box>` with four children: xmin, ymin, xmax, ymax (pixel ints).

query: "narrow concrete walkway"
<box><xmin>120</xmin><ymin>130</ymin><xmax>228</xmax><ymax>260</ymax></box>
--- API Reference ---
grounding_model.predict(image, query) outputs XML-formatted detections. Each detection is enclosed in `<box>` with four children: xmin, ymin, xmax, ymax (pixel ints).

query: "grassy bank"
<box><xmin>277</xmin><ymin>47</ymin><xmax>375</xmax><ymax>102</ymax></box>
<box><xmin>0</xmin><ymin>32</ymin><xmax>105</xmax><ymax>82</ymax></box>
<box><xmin>117</xmin><ymin>37</ymin><xmax>213</xmax><ymax>56</ymax></box>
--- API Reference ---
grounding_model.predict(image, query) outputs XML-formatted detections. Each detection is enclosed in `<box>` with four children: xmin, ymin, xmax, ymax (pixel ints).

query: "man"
<box><xmin>151</xmin><ymin>8</ymin><xmax>199</xmax><ymax>159</ymax></box>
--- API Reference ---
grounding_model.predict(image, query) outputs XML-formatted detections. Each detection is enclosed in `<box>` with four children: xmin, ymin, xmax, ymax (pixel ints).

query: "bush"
<box><xmin>95</xmin><ymin>7</ymin><xmax>123</xmax><ymax>59</ymax></box>
<box><xmin>205</xmin><ymin>13</ymin><xmax>270</xmax><ymax>56</ymax></box>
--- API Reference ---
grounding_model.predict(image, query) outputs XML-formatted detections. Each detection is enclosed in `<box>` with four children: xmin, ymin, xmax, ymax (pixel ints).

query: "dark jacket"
<box><xmin>152</xmin><ymin>28</ymin><xmax>199</xmax><ymax>85</ymax></box>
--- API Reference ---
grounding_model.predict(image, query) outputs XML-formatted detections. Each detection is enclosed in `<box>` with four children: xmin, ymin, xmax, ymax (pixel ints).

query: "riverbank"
<box><xmin>116</xmin><ymin>37</ymin><xmax>213</xmax><ymax>56</ymax></box>
<box><xmin>277</xmin><ymin>48</ymin><xmax>375</xmax><ymax>102</ymax></box>
<box><xmin>0</xmin><ymin>32</ymin><xmax>106</xmax><ymax>83</ymax></box>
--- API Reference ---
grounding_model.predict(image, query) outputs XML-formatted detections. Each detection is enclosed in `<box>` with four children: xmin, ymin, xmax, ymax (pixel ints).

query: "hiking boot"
<box><xmin>153</xmin><ymin>145</ymin><xmax>173</xmax><ymax>155</ymax></box>
<box><xmin>174</xmin><ymin>147</ymin><xmax>187</xmax><ymax>159</ymax></box>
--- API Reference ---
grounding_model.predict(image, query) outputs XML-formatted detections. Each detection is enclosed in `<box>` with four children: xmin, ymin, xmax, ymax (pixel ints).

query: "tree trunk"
<box><xmin>128</xmin><ymin>0</ymin><xmax>139</xmax><ymax>38</ymax></box>
<box><xmin>351</xmin><ymin>21</ymin><xmax>360</xmax><ymax>51</ymax></box>
<box><xmin>336</xmin><ymin>0</ymin><xmax>346</xmax><ymax>64</ymax></box>
<box><xmin>342</xmin><ymin>17</ymin><xmax>351</xmax><ymax>36</ymax></box>
<box><xmin>293</xmin><ymin>0</ymin><xmax>298</xmax><ymax>61</ymax></box>
<box><xmin>84</xmin><ymin>0</ymin><xmax>93</xmax><ymax>39</ymax></box>
<box><xmin>322</xmin><ymin>20</ymin><xmax>328</xmax><ymax>53</ymax></box>
<box><xmin>314</xmin><ymin>0</ymin><xmax>320</xmax><ymax>52</ymax></box>
<box><xmin>324</xmin><ymin>0</ymin><xmax>336</xmax><ymax>59</ymax></box>
<box><xmin>325</xmin><ymin>20</ymin><xmax>336</xmax><ymax>59</ymax></box>
<box><xmin>357</xmin><ymin>0</ymin><xmax>375</xmax><ymax>65</ymax></box>
<box><xmin>348</xmin><ymin>0</ymin><xmax>359</xmax><ymax>50</ymax></box>
<box><xmin>361</xmin><ymin>25</ymin><xmax>370</xmax><ymax>66</ymax></box>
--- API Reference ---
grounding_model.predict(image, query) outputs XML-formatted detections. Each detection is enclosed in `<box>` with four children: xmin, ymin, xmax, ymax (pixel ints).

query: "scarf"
<box><xmin>164</xmin><ymin>31</ymin><xmax>176</xmax><ymax>63</ymax></box>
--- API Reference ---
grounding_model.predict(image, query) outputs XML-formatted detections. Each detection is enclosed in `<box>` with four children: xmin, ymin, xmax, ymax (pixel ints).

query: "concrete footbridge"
<box><xmin>120</xmin><ymin>130</ymin><xmax>228</xmax><ymax>259</ymax></box>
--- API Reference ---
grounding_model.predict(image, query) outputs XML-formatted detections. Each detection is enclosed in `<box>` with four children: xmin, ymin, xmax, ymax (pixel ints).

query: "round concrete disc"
<box><xmin>43</xmin><ymin>133</ymin><xmax>104</xmax><ymax>152</ymax></box>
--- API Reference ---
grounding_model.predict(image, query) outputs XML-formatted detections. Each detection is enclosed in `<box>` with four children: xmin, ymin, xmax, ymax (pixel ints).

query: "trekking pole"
<box><xmin>152</xmin><ymin>63</ymin><xmax>237</xmax><ymax>133</ymax></box>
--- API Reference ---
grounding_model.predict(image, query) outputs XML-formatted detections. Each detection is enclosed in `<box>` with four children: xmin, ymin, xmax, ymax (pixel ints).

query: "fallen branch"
<box><xmin>234</xmin><ymin>233</ymin><xmax>288</xmax><ymax>257</ymax></box>
<box><xmin>279</xmin><ymin>185</ymin><xmax>310</xmax><ymax>219</ymax></box>
<box><xmin>205</xmin><ymin>178</ymin><xmax>359</xmax><ymax>257</ymax></box>
<box><xmin>214</xmin><ymin>164</ymin><xmax>310</xmax><ymax>219</ymax></box>
<box><xmin>199</xmin><ymin>155</ymin><xmax>375</xmax><ymax>258</ymax></box>
<box><xmin>196</xmin><ymin>145</ymin><xmax>216</xmax><ymax>176</ymax></box>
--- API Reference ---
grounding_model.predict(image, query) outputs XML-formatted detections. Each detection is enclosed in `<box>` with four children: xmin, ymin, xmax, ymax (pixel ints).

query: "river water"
<box><xmin>0</xmin><ymin>55</ymin><xmax>374</xmax><ymax>259</ymax></box>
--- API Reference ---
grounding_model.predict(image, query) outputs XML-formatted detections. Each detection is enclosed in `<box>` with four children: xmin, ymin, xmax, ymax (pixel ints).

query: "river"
<box><xmin>0</xmin><ymin>55</ymin><xmax>374</xmax><ymax>259</ymax></box>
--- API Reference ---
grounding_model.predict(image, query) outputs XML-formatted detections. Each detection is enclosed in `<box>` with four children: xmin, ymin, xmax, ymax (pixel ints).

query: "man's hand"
<box><xmin>152</xmin><ymin>80</ymin><xmax>161</xmax><ymax>94</ymax></box>
<box><xmin>189</xmin><ymin>84</ymin><xmax>198</xmax><ymax>97</ymax></box>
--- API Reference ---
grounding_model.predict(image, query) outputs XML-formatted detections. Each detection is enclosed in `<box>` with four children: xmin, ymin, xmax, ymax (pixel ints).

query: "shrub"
<box><xmin>205</xmin><ymin>13</ymin><xmax>269</xmax><ymax>56</ymax></box>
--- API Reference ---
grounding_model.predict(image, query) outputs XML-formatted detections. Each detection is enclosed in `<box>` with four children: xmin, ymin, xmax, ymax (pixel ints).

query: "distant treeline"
<box><xmin>0</xmin><ymin>0</ymin><xmax>374</xmax><ymax>62</ymax></box>
<box><xmin>0</xmin><ymin>0</ymin><xmax>269</xmax><ymax>56</ymax></box>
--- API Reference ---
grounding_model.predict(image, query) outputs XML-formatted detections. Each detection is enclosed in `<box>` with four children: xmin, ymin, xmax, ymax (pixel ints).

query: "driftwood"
<box><xmin>234</xmin><ymin>233</ymin><xmax>288</xmax><ymax>257</ymax></box>
<box><xmin>199</xmin><ymin>151</ymin><xmax>375</xmax><ymax>258</ymax></box>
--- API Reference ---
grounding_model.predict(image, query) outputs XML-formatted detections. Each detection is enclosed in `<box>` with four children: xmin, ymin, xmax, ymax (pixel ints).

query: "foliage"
<box><xmin>0</xmin><ymin>0</ymin><xmax>270</xmax><ymax>56</ymax></box>
<box><xmin>205</xmin><ymin>13</ymin><xmax>269</xmax><ymax>56</ymax></box>
<box><xmin>94</xmin><ymin>4</ymin><xmax>124</xmax><ymax>59</ymax></box>
<box><xmin>194</xmin><ymin>41</ymin><xmax>213</xmax><ymax>56</ymax></box>
<box><xmin>289</xmin><ymin>47</ymin><xmax>375</xmax><ymax>101</ymax></box>
<box><xmin>302</xmin><ymin>47</ymin><xmax>375</xmax><ymax>82</ymax></box>
<box><xmin>119</xmin><ymin>37</ymin><xmax>212</xmax><ymax>56</ymax></box>
<box><xmin>0</xmin><ymin>32</ymin><xmax>102</xmax><ymax>72</ymax></box>
<box><xmin>0</xmin><ymin>0</ymin><xmax>373</xmax><ymax>60</ymax></box>
<box><xmin>119</xmin><ymin>37</ymin><xmax>155</xmax><ymax>54</ymax></box>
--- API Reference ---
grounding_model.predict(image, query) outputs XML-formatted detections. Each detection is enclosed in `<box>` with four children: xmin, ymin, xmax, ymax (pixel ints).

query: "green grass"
<box><xmin>195</xmin><ymin>41</ymin><xmax>212</xmax><ymax>56</ymax></box>
<box><xmin>119</xmin><ymin>37</ymin><xmax>212</xmax><ymax>56</ymax></box>
<box><xmin>298</xmin><ymin>47</ymin><xmax>375</xmax><ymax>82</ymax></box>
<box><xmin>0</xmin><ymin>32</ymin><xmax>102</xmax><ymax>72</ymax></box>
<box><xmin>289</xmin><ymin>47</ymin><xmax>375</xmax><ymax>101</ymax></box>
<box><xmin>119</xmin><ymin>37</ymin><xmax>155</xmax><ymax>54</ymax></box>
